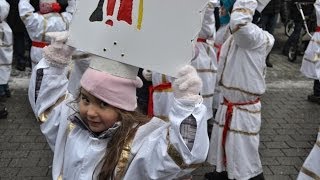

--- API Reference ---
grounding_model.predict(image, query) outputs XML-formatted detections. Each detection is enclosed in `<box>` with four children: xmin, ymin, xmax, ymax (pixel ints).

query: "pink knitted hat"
<box><xmin>80</xmin><ymin>55</ymin><xmax>143</xmax><ymax>111</ymax></box>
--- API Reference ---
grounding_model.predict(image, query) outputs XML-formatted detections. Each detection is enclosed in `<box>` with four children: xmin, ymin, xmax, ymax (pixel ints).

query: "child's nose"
<box><xmin>87</xmin><ymin>104</ymin><xmax>98</xmax><ymax>117</ymax></box>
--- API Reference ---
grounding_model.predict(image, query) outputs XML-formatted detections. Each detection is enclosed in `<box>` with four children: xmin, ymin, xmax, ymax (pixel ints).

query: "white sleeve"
<box><xmin>168</xmin><ymin>98</ymin><xmax>209</xmax><ymax>164</ymax></box>
<box><xmin>229</xmin><ymin>5</ymin><xmax>274</xmax><ymax>50</ymax></box>
<box><xmin>19</xmin><ymin>0</ymin><xmax>46</xmax><ymax>40</ymax></box>
<box><xmin>61</xmin><ymin>0</ymin><xmax>76</xmax><ymax>26</ymax></box>
<box><xmin>198</xmin><ymin>3</ymin><xmax>216</xmax><ymax>40</ymax></box>
<box><xmin>29</xmin><ymin>58</ymin><xmax>69</xmax><ymax>117</ymax></box>
<box><xmin>232</xmin><ymin>23</ymin><xmax>274</xmax><ymax>50</ymax></box>
<box><xmin>28</xmin><ymin>57</ymin><xmax>71</xmax><ymax>150</ymax></box>
<box><xmin>125</xmin><ymin>98</ymin><xmax>209</xmax><ymax>179</ymax></box>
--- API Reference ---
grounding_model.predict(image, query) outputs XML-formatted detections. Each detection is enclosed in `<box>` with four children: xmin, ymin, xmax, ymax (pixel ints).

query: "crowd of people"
<box><xmin>0</xmin><ymin>0</ymin><xmax>319</xmax><ymax>179</ymax></box>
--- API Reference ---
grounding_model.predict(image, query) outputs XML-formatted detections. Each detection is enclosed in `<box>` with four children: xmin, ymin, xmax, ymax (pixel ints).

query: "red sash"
<box><xmin>222</xmin><ymin>97</ymin><xmax>260</xmax><ymax>166</ymax></box>
<box><xmin>197</xmin><ymin>38</ymin><xmax>207</xmax><ymax>43</ymax></box>
<box><xmin>214</xmin><ymin>43</ymin><xmax>222</xmax><ymax>62</ymax></box>
<box><xmin>32</xmin><ymin>41</ymin><xmax>49</xmax><ymax>48</ymax></box>
<box><xmin>316</xmin><ymin>26</ymin><xmax>320</xmax><ymax>32</ymax></box>
<box><xmin>147</xmin><ymin>83</ymin><xmax>172</xmax><ymax>117</ymax></box>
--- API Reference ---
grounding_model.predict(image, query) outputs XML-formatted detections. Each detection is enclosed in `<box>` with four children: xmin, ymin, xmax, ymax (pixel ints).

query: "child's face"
<box><xmin>79</xmin><ymin>89</ymin><xmax>119</xmax><ymax>133</ymax></box>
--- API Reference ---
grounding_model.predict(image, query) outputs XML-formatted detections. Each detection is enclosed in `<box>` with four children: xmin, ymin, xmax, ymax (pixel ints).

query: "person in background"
<box><xmin>136</xmin><ymin>68</ymin><xmax>152</xmax><ymax>115</ymax></box>
<box><xmin>206</xmin><ymin>0</ymin><xmax>274</xmax><ymax>179</ymax></box>
<box><xmin>300</xmin><ymin>0</ymin><xmax>320</xmax><ymax>104</ymax></box>
<box><xmin>0</xmin><ymin>0</ymin><xmax>12</xmax><ymax>118</ymax></box>
<box><xmin>18</xmin><ymin>0</ymin><xmax>76</xmax><ymax>69</ymax></box>
<box><xmin>282</xmin><ymin>0</ymin><xmax>315</xmax><ymax>56</ymax></box>
<box><xmin>0</xmin><ymin>0</ymin><xmax>13</xmax><ymax>99</ymax></box>
<box><xmin>191</xmin><ymin>2</ymin><xmax>218</xmax><ymax>138</ymax></box>
<box><xmin>6</xmin><ymin>0</ymin><xmax>37</xmax><ymax>71</ymax></box>
<box><xmin>259</xmin><ymin>0</ymin><xmax>281</xmax><ymax>68</ymax></box>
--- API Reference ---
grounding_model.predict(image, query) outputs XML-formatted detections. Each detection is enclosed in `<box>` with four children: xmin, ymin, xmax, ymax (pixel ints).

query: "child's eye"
<box><xmin>100</xmin><ymin>101</ymin><xmax>109</xmax><ymax>108</ymax></box>
<box><xmin>81</xmin><ymin>94</ymin><xmax>89</xmax><ymax>104</ymax></box>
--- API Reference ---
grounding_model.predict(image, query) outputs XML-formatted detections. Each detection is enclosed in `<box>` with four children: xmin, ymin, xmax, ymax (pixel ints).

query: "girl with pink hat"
<box><xmin>28</xmin><ymin>31</ymin><xmax>210</xmax><ymax>179</ymax></box>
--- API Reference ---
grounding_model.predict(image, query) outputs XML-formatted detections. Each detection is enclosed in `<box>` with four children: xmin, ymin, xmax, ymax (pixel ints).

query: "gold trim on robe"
<box><xmin>300</xmin><ymin>166</ymin><xmax>320</xmax><ymax>180</ymax></box>
<box><xmin>213</xmin><ymin>120</ymin><xmax>259</xmax><ymax>136</ymax></box>
<box><xmin>166</xmin><ymin>127</ymin><xmax>202</xmax><ymax>169</ymax></box>
<box><xmin>38</xmin><ymin>94</ymin><xmax>68</xmax><ymax>123</ymax></box>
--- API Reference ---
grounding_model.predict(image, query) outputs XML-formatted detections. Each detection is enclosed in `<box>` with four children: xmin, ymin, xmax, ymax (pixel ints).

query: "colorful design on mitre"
<box><xmin>89</xmin><ymin>0</ymin><xmax>144</xmax><ymax>30</ymax></box>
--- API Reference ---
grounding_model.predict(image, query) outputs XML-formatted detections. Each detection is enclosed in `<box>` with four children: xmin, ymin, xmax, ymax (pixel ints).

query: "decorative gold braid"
<box><xmin>0</xmin><ymin>63</ymin><xmax>12</xmax><ymax>66</ymax></box>
<box><xmin>300</xmin><ymin>166</ymin><xmax>320</xmax><ymax>180</ymax></box>
<box><xmin>20</xmin><ymin>12</ymin><xmax>33</xmax><ymax>22</ymax></box>
<box><xmin>166</xmin><ymin>127</ymin><xmax>203</xmax><ymax>169</ymax></box>
<box><xmin>212</xmin><ymin>120</ymin><xmax>259</xmax><ymax>136</ymax></box>
<box><xmin>219</xmin><ymin>37</ymin><xmax>233</xmax><ymax>88</ymax></box>
<box><xmin>58</xmin><ymin>13</ymin><xmax>68</xmax><ymax>29</ymax></box>
<box><xmin>232</xmin><ymin>8</ymin><xmax>254</xmax><ymax>15</ymax></box>
<box><xmin>161</xmin><ymin>74</ymin><xmax>167</xmax><ymax>83</ymax></box>
<box><xmin>0</xmin><ymin>44</ymin><xmax>12</xmax><ymax>47</ymax></box>
<box><xmin>67</xmin><ymin>122</ymin><xmax>76</xmax><ymax>135</ymax></box>
<box><xmin>218</xmin><ymin>37</ymin><xmax>262</xmax><ymax>97</ymax></box>
<box><xmin>42</xmin><ymin>15</ymin><xmax>48</xmax><ymax>42</ymax></box>
<box><xmin>197</xmin><ymin>69</ymin><xmax>217</xmax><ymax>73</ymax></box>
<box><xmin>303</xmin><ymin>57</ymin><xmax>320</xmax><ymax>63</ymax></box>
<box><xmin>311</xmin><ymin>39</ymin><xmax>320</xmax><ymax>45</ymax></box>
<box><xmin>202</xmin><ymin>94</ymin><xmax>214</xmax><ymax>98</ymax></box>
<box><xmin>236</xmin><ymin>106</ymin><xmax>261</xmax><ymax>114</ymax></box>
<box><xmin>38</xmin><ymin>94</ymin><xmax>68</xmax><ymax>123</ymax></box>
<box><xmin>155</xmin><ymin>115</ymin><xmax>169</xmax><ymax>122</ymax></box>
<box><xmin>230</xmin><ymin>23</ymin><xmax>247</xmax><ymax>34</ymax></box>
<box><xmin>57</xmin><ymin>174</ymin><xmax>62</xmax><ymax>180</ymax></box>
<box><xmin>115</xmin><ymin>125</ymin><xmax>140</xmax><ymax>179</ymax></box>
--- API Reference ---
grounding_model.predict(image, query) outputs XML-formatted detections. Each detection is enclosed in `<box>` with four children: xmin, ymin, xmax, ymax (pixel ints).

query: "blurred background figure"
<box><xmin>0</xmin><ymin>0</ymin><xmax>12</xmax><ymax>119</ymax></box>
<box><xmin>6</xmin><ymin>0</ymin><xmax>38</xmax><ymax>71</ymax></box>
<box><xmin>282</xmin><ymin>0</ymin><xmax>315</xmax><ymax>58</ymax></box>
<box><xmin>259</xmin><ymin>0</ymin><xmax>281</xmax><ymax>68</ymax></box>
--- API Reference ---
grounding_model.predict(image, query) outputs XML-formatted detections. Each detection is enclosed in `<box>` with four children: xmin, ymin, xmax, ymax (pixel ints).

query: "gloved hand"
<box><xmin>173</xmin><ymin>65</ymin><xmax>202</xmax><ymax>104</ymax></box>
<box><xmin>43</xmin><ymin>31</ymin><xmax>75</xmax><ymax>67</ymax></box>
<box><xmin>142</xmin><ymin>69</ymin><xmax>152</xmax><ymax>81</ymax></box>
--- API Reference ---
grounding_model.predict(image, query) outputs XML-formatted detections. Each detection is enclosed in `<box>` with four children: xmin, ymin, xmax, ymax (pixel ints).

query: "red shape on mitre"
<box><xmin>105</xmin><ymin>19</ymin><xmax>114</xmax><ymax>26</ymax></box>
<box><xmin>52</xmin><ymin>3</ymin><xmax>61</xmax><ymax>12</ymax></box>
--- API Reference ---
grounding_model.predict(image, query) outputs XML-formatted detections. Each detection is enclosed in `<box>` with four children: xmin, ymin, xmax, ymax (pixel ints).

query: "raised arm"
<box><xmin>230</xmin><ymin>0</ymin><xmax>273</xmax><ymax>50</ymax></box>
<box><xmin>198</xmin><ymin>2</ymin><xmax>216</xmax><ymax>41</ymax></box>
<box><xmin>18</xmin><ymin>0</ymin><xmax>46</xmax><ymax>40</ymax></box>
<box><xmin>169</xmin><ymin>65</ymin><xmax>209</xmax><ymax>165</ymax></box>
<box><xmin>125</xmin><ymin>66</ymin><xmax>209</xmax><ymax>179</ymax></box>
<box><xmin>29</xmin><ymin>32</ymin><xmax>74</xmax><ymax>114</ymax></box>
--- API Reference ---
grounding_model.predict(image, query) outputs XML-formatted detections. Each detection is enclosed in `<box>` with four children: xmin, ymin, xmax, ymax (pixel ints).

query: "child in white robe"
<box><xmin>29</xmin><ymin>32</ymin><xmax>210</xmax><ymax>179</ymax></box>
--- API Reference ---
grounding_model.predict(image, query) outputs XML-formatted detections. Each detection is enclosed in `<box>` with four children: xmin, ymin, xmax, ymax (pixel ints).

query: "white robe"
<box><xmin>0</xmin><ymin>0</ymin><xmax>12</xmax><ymax>85</ymax></box>
<box><xmin>191</xmin><ymin>41</ymin><xmax>217</xmax><ymax>121</ymax></box>
<box><xmin>28</xmin><ymin>58</ymin><xmax>210</xmax><ymax>180</ymax></box>
<box><xmin>212</xmin><ymin>24</ymin><xmax>231</xmax><ymax>113</ymax></box>
<box><xmin>300</xmin><ymin>0</ymin><xmax>320</xmax><ymax>80</ymax></box>
<box><xmin>191</xmin><ymin>3</ymin><xmax>218</xmax><ymax>121</ymax></box>
<box><xmin>207</xmin><ymin>22</ymin><xmax>274</xmax><ymax>179</ymax></box>
<box><xmin>151</xmin><ymin>73</ymin><xmax>174</xmax><ymax>119</ymax></box>
<box><xmin>18</xmin><ymin>0</ymin><xmax>74</xmax><ymax>68</ymax></box>
<box><xmin>297</xmin><ymin>128</ymin><xmax>320</xmax><ymax>180</ymax></box>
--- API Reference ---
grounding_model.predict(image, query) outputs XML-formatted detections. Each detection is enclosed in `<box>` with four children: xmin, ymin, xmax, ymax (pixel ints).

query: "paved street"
<box><xmin>0</xmin><ymin>26</ymin><xmax>319</xmax><ymax>180</ymax></box>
